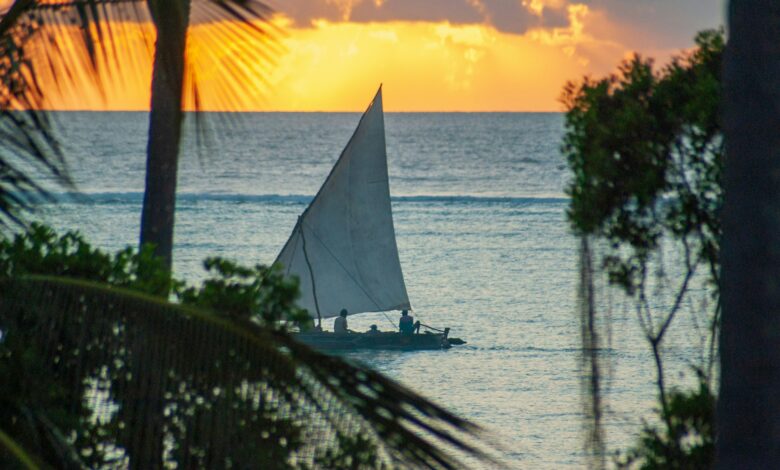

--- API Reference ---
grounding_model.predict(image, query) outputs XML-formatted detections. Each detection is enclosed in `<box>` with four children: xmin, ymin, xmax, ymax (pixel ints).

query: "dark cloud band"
<box><xmin>271</xmin><ymin>0</ymin><xmax>559</xmax><ymax>34</ymax></box>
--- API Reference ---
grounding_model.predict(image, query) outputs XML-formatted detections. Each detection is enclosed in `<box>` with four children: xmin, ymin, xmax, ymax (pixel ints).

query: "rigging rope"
<box><xmin>301</xmin><ymin>220</ymin><xmax>387</xmax><ymax>312</ymax></box>
<box><xmin>381</xmin><ymin>311</ymin><xmax>396</xmax><ymax>329</ymax></box>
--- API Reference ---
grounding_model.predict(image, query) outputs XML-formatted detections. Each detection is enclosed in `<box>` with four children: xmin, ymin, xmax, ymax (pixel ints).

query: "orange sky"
<box><xmin>25</xmin><ymin>0</ymin><xmax>724</xmax><ymax>112</ymax></box>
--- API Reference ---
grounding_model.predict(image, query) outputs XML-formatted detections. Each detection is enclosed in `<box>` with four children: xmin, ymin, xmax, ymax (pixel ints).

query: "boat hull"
<box><xmin>294</xmin><ymin>331</ymin><xmax>450</xmax><ymax>351</ymax></box>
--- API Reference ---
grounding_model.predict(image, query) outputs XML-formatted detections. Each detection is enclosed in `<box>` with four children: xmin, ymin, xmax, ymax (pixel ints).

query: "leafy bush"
<box><xmin>615</xmin><ymin>379</ymin><xmax>715</xmax><ymax>470</ymax></box>
<box><xmin>0</xmin><ymin>223</ymin><xmax>310</xmax><ymax>328</ymax></box>
<box><xmin>177</xmin><ymin>257</ymin><xmax>311</xmax><ymax>328</ymax></box>
<box><xmin>0</xmin><ymin>223</ymin><xmax>176</xmax><ymax>296</ymax></box>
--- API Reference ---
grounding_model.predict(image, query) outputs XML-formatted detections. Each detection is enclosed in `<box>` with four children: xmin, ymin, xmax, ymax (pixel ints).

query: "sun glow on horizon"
<box><xmin>27</xmin><ymin>6</ymin><xmax>697</xmax><ymax>112</ymax></box>
<box><xmin>260</xmin><ymin>16</ymin><xmax>611</xmax><ymax>112</ymax></box>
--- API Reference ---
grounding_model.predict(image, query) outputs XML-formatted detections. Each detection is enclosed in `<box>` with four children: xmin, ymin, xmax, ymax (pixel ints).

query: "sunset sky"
<box><xmin>31</xmin><ymin>0</ymin><xmax>725</xmax><ymax>112</ymax></box>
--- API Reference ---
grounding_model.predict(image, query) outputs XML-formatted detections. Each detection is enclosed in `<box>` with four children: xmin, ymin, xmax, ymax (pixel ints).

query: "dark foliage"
<box><xmin>0</xmin><ymin>222</ymin><xmax>174</xmax><ymax>295</ymax></box>
<box><xmin>615</xmin><ymin>376</ymin><xmax>715</xmax><ymax>470</ymax></box>
<box><xmin>562</xmin><ymin>29</ymin><xmax>724</xmax><ymax>467</ymax></box>
<box><xmin>178</xmin><ymin>257</ymin><xmax>311</xmax><ymax>328</ymax></box>
<box><xmin>562</xmin><ymin>29</ymin><xmax>723</xmax><ymax>295</ymax></box>
<box><xmin>0</xmin><ymin>225</ymin><xmax>490</xmax><ymax>468</ymax></box>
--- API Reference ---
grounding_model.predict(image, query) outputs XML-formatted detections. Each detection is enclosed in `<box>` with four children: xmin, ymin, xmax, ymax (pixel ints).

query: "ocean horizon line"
<box><xmin>44</xmin><ymin>191</ymin><xmax>569</xmax><ymax>206</ymax></box>
<box><xmin>37</xmin><ymin>109</ymin><xmax>565</xmax><ymax>115</ymax></box>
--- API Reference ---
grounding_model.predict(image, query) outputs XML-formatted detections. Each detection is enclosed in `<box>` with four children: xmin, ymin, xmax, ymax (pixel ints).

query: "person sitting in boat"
<box><xmin>367</xmin><ymin>324</ymin><xmax>380</xmax><ymax>335</ymax></box>
<box><xmin>334</xmin><ymin>308</ymin><xmax>350</xmax><ymax>334</ymax></box>
<box><xmin>399</xmin><ymin>310</ymin><xmax>420</xmax><ymax>335</ymax></box>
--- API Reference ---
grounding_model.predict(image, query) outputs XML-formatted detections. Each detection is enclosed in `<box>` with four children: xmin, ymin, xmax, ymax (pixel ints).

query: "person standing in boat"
<box><xmin>334</xmin><ymin>309</ymin><xmax>350</xmax><ymax>334</ymax></box>
<box><xmin>399</xmin><ymin>310</ymin><xmax>420</xmax><ymax>334</ymax></box>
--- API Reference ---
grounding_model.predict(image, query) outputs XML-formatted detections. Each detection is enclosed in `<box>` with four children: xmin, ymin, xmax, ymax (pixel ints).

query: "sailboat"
<box><xmin>274</xmin><ymin>86</ymin><xmax>456</xmax><ymax>351</ymax></box>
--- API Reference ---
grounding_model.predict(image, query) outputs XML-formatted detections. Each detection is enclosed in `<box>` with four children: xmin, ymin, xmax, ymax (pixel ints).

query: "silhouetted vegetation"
<box><xmin>0</xmin><ymin>223</ymin><xmax>174</xmax><ymax>296</ymax></box>
<box><xmin>178</xmin><ymin>258</ymin><xmax>311</xmax><ymax>328</ymax></box>
<box><xmin>0</xmin><ymin>224</ymin><xmax>490</xmax><ymax>468</ymax></box>
<box><xmin>562</xmin><ymin>29</ymin><xmax>723</xmax><ymax>467</ymax></box>
<box><xmin>615</xmin><ymin>375</ymin><xmax>714</xmax><ymax>469</ymax></box>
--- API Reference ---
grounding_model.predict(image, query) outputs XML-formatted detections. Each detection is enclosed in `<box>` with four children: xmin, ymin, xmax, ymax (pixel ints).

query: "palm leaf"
<box><xmin>0</xmin><ymin>426</ymin><xmax>52</xmax><ymax>469</ymax></box>
<box><xmin>0</xmin><ymin>0</ymin><xmax>74</xmax><ymax>228</ymax></box>
<box><xmin>0</xmin><ymin>0</ymin><xmax>281</xmax><ymax>228</ymax></box>
<box><xmin>3</xmin><ymin>0</ymin><xmax>279</xmax><ymax>112</ymax></box>
<box><xmin>0</xmin><ymin>276</ymin><xmax>493</xmax><ymax>469</ymax></box>
<box><xmin>31</xmin><ymin>0</ymin><xmax>281</xmax><ymax>118</ymax></box>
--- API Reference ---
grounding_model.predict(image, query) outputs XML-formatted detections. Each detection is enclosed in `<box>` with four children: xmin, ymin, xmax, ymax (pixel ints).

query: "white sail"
<box><xmin>274</xmin><ymin>87</ymin><xmax>411</xmax><ymax>319</ymax></box>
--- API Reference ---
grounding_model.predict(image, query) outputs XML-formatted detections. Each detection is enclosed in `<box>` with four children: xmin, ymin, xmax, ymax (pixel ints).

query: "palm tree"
<box><xmin>0</xmin><ymin>0</ymin><xmax>278</xmax><ymax>270</ymax></box>
<box><xmin>718</xmin><ymin>1</ymin><xmax>780</xmax><ymax>467</ymax></box>
<box><xmin>140</xmin><ymin>0</ymin><xmax>192</xmax><ymax>270</ymax></box>
<box><xmin>139</xmin><ymin>0</ymin><xmax>277</xmax><ymax>269</ymax></box>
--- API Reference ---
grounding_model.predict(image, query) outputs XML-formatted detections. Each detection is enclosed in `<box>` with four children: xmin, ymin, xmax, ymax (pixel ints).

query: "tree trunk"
<box><xmin>139</xmin><ymin>0</ymin><xmax>191</xmax><ymax>270</ymax></box>
<box><xmin>132</xmin><ymin>2</ymin><xmax>190</xmax><ymax>468</ymax></box>
<box><xmin>718</xmin><ymin>1</ymin><xmax>780</xmax><ymax>467</ymax></box>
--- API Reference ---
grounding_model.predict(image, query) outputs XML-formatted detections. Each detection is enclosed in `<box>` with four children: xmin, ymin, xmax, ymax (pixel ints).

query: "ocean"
<box><xmin>33</xmin><ymin>111</ymin><xmax>711</xmax><ymax>468</ymax></box>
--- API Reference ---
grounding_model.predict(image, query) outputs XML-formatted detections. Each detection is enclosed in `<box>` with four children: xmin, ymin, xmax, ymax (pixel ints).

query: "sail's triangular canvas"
<box><xmin>274</xmin><ymin>87</ymin><xmax>411</xmax><ymax>319</ymax></box>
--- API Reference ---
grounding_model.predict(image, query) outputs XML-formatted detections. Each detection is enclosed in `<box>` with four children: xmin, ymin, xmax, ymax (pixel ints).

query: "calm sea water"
<box><xmin>32</xmin><ymin>111</ymin><xmax>711</xmax><ymax>468</ymax></box>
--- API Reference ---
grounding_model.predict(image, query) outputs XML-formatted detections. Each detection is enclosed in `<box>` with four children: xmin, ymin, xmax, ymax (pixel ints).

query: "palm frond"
<box><xmin>0</xmin><ymin>426</ymin><xmax>50</xmax><ymax>469</ymax></box>
<box><xmin>0</xmin><ymin>276</ymin><xmax>493</xmax><ymax>469</ymax></box>
<box><xmin>7</xmin><ymin>0</ymin><xmax>280</xmax><ymax>112</ymax></box>
<box><xmin>0</xmin><ymin>0</ymin><xmax>74</xmax><ymax>229</ymax></box>
<box><xmin>184</xmin><ymin>0</ymin><xmax>283</xmax><ymax>160</ymax></box>
<box><xmin>0</xmin><ymin>0</ymin><xmax>282</xmax><ymax>225</ymax></box>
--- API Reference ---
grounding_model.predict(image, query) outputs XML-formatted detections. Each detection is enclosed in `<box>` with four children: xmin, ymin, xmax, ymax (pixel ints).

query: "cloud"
<box><xmin>270</xmin><ymin>0</ymin><xmax>724</xmax><ymax>52</ymax></box>
<box><xmin>34</xmin><ymin>0</ymin><xmax>724</xmax><ymax>111</ymax></box>
<box><xmin>270</xmin><ymin>0</ymin><xmax>549</xmax><ymax>34</ymax></box>
<box><xmin>581</xmin><ymin>0</ymin><xmax>724</xmax><ymax>49</ymax></box>
<box><xmin>260</xmin><ymin>20</ymin><xmax>609</xmax><ymax>111</ymax></box>
<box><xmin>265</xmin><ymin>0</ymin><xmax>725</xmax><ymax>105</ymax></box>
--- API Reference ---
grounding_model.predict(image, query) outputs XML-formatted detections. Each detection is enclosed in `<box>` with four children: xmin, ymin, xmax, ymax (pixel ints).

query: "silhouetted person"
<box><xmin>399</xmin><ymin>310</ymin><xmax>420</xmax><ymax>334</ymax></box>
<box><xmin>334</xmin><ymin>308</ymin><xmax>349</xmax><ymax>334</ymax></box>
<box><xmin>367</xmin><ymin>324</ymin><xmax>380</xmax><ymax>335</ymax></box>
